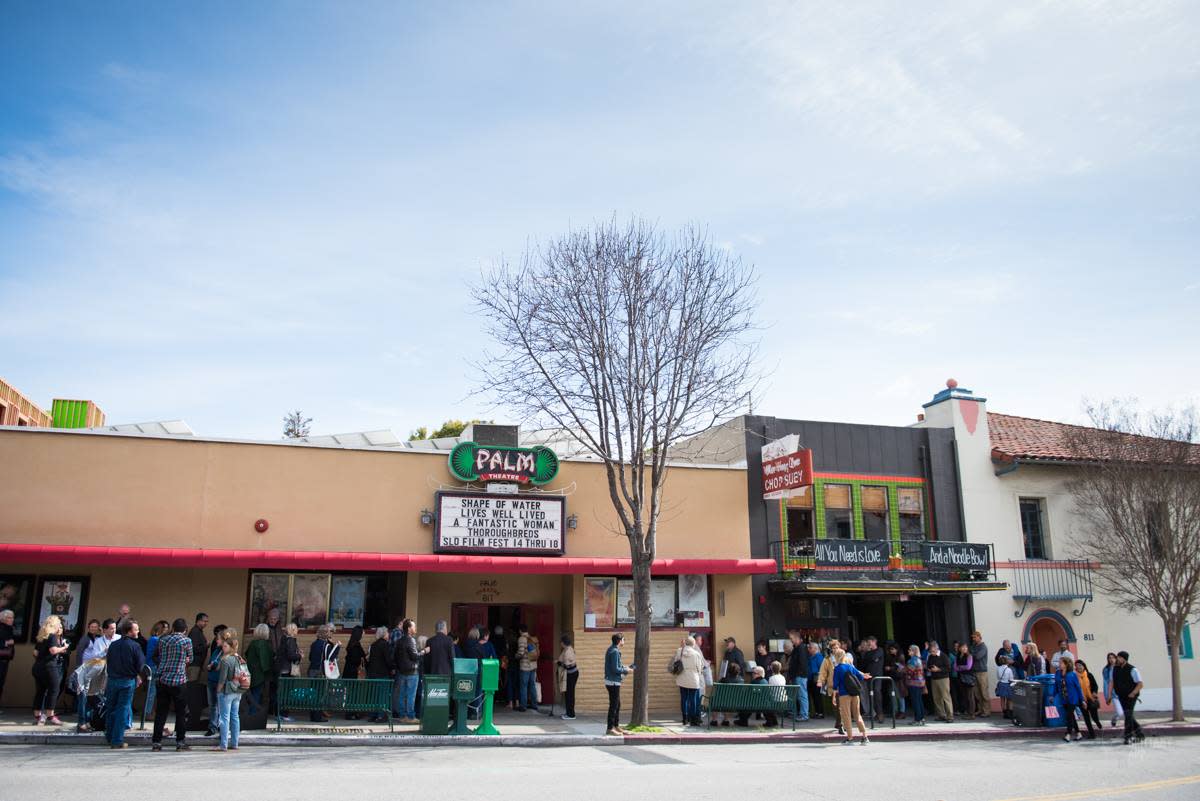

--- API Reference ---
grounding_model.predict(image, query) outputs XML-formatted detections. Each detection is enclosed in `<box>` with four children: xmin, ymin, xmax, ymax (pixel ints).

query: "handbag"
<box><xmin>534</xmin><ymin>681</ymin><xmax>542</xmax><ymax>704</ymax></box>
<box><xmin>289</xmin><ymin>662</ymin><xmax>301</xmax><ymax>677</ymax></box>
<box><xmin>669</xmin><ymin>648</ymin><xmax>684</xmax><ymax>676</ymax></box>
<box><xmin>323</xmin><ymin>642</ymin><xmax>341</xmax><ymax>680</ymax></box>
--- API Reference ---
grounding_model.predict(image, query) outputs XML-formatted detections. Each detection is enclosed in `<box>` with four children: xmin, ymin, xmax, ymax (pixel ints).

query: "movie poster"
<box><xmin>329</xmin><ymin>576</ymin><xmax>367</xmax><ymax>628</ymax></box>
<box><xmin>290</xmin><ymin>574</ymin><xmax>330</xmax><ymax>628</ymax></box>
<box><xmin>584</xmin><ymin>577</ymin><xmax>616</xmax><ymax>628</ymax></box>
<box><xmin>249</xmin><ymin>573</ymin><xmax>291</xmax><ymax>627</ymax></box>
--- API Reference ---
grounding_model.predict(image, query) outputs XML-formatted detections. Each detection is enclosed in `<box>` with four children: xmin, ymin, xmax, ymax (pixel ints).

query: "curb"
<box><xmin>2</xmin><ymin>724</ymin><xmax>1196</xmax><ymax>748</ymax></box>
<box><xmin>623</xmin><ymin>723</ymin><xmax>1200</xmax><ymax>746</ymax></box>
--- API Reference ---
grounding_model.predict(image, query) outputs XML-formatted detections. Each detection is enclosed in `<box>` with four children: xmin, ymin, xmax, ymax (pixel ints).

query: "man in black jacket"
<box><xmin>392</xmin><ymin>619</ymin><xmax>424</xmax><ymax>723</ymax></box>
<box><xmin>925</xmin><ymin>641</ymin><xmax>953</xmax><ymax>721</ymax></box>
<box><xmin>861</xmin><ymin>636</ymin><xmax>885</xmax><ymax>721</ymax></box>
<box><xmin>1112</xmin><ymin>651</ymin><xmax>1145</xmax><ymax>744</ymax></box>
<box><xmin>721</xmin><ymin>637</ymin><xmax>746</xmax><ymax>678</ymax></box>
<box><xmin>785</xmin><ymin>631</ymin><xmax>810</xmax><ymax>720</ymax></box>
<box><xmin>104</xmin><ymin>619</ymin><xmax>146</xmax><ymax>749</ymax></box>
<box><xmin>426</xmin><ymin>620</ymin><xmax>455</xmax><ymax>676</ymax></box>
<box><xmin>187</xmin><ymin>612</ymin><xmax>208</xmax><ymax>682</ymax></box>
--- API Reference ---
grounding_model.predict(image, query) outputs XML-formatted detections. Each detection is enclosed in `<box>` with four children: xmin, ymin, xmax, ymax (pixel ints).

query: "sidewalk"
<box><xmin>2</xmin><ymin>707</ymin><xmax>1198</xmax><ymax>748</ymax></box>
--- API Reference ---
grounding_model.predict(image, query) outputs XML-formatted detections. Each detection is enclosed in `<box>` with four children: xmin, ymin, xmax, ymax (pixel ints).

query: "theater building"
<box><xmin>0</xmin><ymin>423</ymin><xmax>768</xmax><ymax>713</ymax></box>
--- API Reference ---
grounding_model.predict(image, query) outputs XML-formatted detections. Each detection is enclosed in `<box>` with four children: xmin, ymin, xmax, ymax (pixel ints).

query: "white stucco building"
<box><xmin>917</xmin><ymin>381</ymin><xmax>1198</xmax><ymax>711</ymax></box>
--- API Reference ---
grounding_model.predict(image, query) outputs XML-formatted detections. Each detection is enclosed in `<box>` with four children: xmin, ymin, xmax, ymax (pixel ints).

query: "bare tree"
<box><xmin>1064</xmin><ymin>400</ymin><xmax>1200</xmax><ymax>721</ymax></box>
<box><xmin>471</xmin><ymin>217</ymin><xmax>758</xmax><ymax>725</ymax></box>
<box><xmin>282</xmin><ymin>410</ymin><xmax>312</xmax><ymax>439</ymax></box>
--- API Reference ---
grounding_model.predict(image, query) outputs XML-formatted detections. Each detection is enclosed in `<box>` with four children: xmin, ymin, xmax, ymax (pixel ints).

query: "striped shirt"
<box><xmin>155</xmin><ymin>633</ymin><xmax>194</xmax><ymax>686</ymax></box>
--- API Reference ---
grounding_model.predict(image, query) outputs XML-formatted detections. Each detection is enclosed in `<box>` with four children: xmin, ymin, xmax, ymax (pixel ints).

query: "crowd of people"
<box><xmin>657</xmin><ymin>630</ymin><xmax>1147</xmax><ymax>746</ymax></box>
<box><xmin>0</xmin><ymin>605</ymin><xmax>1150</xmax><ymax>748</ymax></box>
<box><xmin>0</xmin><ymin>604</ymin><xmax>590</xmax><ymax>749</ymax></box>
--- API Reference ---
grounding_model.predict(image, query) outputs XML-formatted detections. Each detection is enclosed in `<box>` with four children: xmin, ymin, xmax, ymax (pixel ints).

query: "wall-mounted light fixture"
<box><xmin>419</xmin><ymin>509</ymin><xmax>434</xmax><ymax>526</ymax></box>
<box><xmin>567</xmin><ymin>514</ymin><xmax>579</xmax><ymax>530</ymax></box>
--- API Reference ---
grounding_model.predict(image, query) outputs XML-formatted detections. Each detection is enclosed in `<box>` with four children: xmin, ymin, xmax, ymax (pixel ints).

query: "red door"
<box><xmin>451</xmin><ymin>604</ymin><xmax>489</xmax><ymax>640</ymax></box>
<box><xmin>522</xmin><ymin>604</ymin><xmax>557</xmax><ymax>704</ymax></box>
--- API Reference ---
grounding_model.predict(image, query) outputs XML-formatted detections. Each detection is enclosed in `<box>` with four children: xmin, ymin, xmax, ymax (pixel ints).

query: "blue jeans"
<box><xmin>396</xmin><ymin>673</ymin><xmax>419</xmax><ymax>719</ymax></box>
<box><xmin>796</xmin><ymin>681</ymin><xmax>810</xmax><ymax>720</ymax></box>
<box><xmin>104</xmin><ymin>678</ymin><xmax>136</xmax><ymax>746</ymax></box>
<box><xmin>76</xmin><ymin>692</ymin><xmax>91</xmax><ymax>729</ymax></box>
<box><xmin>218</xmin><ymin>692</ymin><xmax>241</xmax><ymax>748</ymax></box>
<box><xmin>519</xmin><ymin>669</ymin><xmax>538</xmax><ymax>710</ymax></box>
<box><xmin>908</xmin><ymin>687</ymin><xmax>925</xmax><ymax>721</ymax></box>
<box><xmin>679</xmin><ymin>687</ymin><xmax>701</xmax><ymax>720</ymax></box>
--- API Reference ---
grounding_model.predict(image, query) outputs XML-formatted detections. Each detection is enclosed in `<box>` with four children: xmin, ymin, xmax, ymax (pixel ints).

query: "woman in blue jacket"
<box><xmin>1055</xmin><ymin>655</ymin><xmax>1093</xmax><ymax>741</ymax></box>
<box><xmin>832</xmin><ymin>654</ymin><xmax>871</xmax><ymax>746</ymax></box>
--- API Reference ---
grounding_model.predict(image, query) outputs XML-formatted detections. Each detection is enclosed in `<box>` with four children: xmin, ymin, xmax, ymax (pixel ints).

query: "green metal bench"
<box><xmin>276</xmin><ymin>678</ymin><xmax>394</xmax><ymax>732</ymax></box>
<box><xmin>703</xmin><ymin>683</ymin><xmax>802</xmax><ymax>731</ymax></box>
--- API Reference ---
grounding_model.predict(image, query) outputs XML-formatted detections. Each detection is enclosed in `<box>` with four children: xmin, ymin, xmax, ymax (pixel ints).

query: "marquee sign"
<box><xmin>434</xmin><ymin>490</ymin><xmax>565</xmax><ymax>556</ymax></box>
<box><xmin>761</xmin><ymin>435</ymin><xmax>814</xmax><ymax>500</ymax></box>
<box><xmin>448</xmin><ymin>442</ymin><xmax>559</xmax><ymax>485</ymax></box>
<box><xmin>921</xmin><ymin>542</ymin><xmax>991</xmax><ymax>571</ymax></box>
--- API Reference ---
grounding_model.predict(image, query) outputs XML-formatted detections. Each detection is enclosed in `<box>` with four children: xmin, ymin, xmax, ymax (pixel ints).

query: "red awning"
<box><xmin>0</xmin><ymin>543</ymin><xmax>777</xmax><ymax>575</ymax></box>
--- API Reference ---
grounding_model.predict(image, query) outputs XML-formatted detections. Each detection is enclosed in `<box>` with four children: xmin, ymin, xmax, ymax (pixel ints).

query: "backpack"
<box><xmin>233</xmin><ymin>656</ymin><xmax>252</xmax><ymax>690</ymax></box>
<box><xmin>842</xmin><ymin>669</ymin><xmax>862</xmax><ymax>697</ymax></box>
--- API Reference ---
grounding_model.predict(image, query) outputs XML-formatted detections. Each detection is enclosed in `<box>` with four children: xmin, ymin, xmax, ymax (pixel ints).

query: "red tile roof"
<box><xmin>988</xmin><ymin>412</ymin><xmax>1200</xmax><ymax>465</ymax></box>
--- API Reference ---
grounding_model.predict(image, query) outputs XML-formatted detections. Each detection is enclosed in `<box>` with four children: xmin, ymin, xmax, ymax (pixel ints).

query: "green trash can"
<box><xmin>451</xmin><ymin>658</ymin><xmax>479</xmax><ymax>735</ymax></box>
<box><xmin>420</xmin><ymin>675</ymin><xmax>451</xmax><ymax>735</ymax></box>
<box><xmin>475</xmin><ymin>658</ymin><xmax>501</xmax><ymax>736</ymax></box>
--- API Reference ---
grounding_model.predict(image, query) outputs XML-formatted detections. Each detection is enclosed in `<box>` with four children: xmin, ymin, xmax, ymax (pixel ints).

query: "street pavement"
<box><xmin>2</xmin><ymin>737</ymin><xmax>1198</xmax><ymax>800</ymax></box>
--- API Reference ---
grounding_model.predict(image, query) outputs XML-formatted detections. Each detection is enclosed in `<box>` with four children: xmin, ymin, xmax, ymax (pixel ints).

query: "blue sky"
<box><xmin>2</xmin><ymin>2</ymin><xmax>1197</xmax><ymax>439</ymax></box>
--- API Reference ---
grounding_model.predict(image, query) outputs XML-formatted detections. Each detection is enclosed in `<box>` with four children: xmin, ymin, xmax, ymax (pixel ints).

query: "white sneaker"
<box><xmin>560</xmin><ymin>714</ymin><xmax>576</xmax><ymax>720</ymax></box>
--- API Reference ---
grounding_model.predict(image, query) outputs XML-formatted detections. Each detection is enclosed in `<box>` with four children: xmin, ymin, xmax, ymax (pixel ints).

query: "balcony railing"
<box><xmin>1009</xmin><ymin>559</ymin><xmax>1094</xmax><ymax>617</ymax></box>
<box><xmin>770</xmin><ymin>537</ymin><xmax>999</xmax><ymax>584</ymax></box>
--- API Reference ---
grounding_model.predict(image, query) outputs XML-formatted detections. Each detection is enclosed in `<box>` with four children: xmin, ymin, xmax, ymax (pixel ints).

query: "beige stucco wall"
<box><xmin>0</xmin><ymin>429</ymin><xmax>749</xmax><ymax>559</ymax></box>
<box><xmin>0</xmin><ymin>429</ymin><xmax>757</xmax><ymax>714</ymax></box>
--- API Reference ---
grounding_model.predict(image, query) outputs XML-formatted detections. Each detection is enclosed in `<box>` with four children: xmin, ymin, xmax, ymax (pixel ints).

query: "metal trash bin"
<box><xmin>451</xmin><ymin>658</ymin><xmax>479</xmax><ymax>735</ymax></box>
<box><xmin>420</xmin><ymin>675</ymin><xmax>450</xmax><ymax>735</ymax></box>
<box><xmin>1010</xmin><ymin>680</ymin><xmax>1042</xmax><ymax>727</ymax></box>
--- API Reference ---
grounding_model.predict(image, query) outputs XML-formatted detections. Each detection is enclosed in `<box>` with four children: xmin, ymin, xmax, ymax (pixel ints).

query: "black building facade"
<box><xmin>737</xmin><ymin>415</ymin><xmax>1003</xmax><ymax>651</ymax></box>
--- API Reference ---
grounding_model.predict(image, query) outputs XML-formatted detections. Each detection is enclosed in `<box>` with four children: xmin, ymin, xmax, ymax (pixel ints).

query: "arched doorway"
<box><xmin>1022</xmin><ymin>609</ymin><xmax>1075</xmax><ymax>666</ymax></box>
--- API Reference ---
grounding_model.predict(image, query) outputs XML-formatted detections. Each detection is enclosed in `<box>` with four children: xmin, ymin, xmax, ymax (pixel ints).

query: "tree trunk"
<box><xmin>629</xmin><ymin>551</ymin><xmax>653</xmax><ymax>726</ymax></box>
<box><xmin>1168</xmin><ymin>620</ymin><xmax>1185</xmax><ymax>722</ymax></box>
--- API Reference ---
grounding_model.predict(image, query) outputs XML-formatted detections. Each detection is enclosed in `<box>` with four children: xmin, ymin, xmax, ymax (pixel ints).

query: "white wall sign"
<box><xmin>434</xmin><ymin>491</ymin><xmax>565</xmax><ymax>556</ymax></box>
